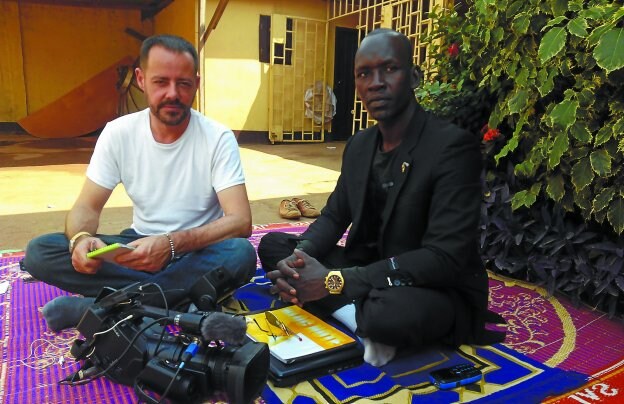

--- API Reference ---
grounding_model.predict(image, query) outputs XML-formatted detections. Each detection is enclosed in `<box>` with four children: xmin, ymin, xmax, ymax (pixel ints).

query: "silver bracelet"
<box><xmin>163</xmin><ymin>232</ymin><xmax>176</xmax><ymax>261</ymax></box>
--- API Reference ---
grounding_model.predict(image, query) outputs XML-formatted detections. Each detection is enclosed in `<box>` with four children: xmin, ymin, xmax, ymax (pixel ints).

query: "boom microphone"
<box><xmin>129</xmin><ymin>306</ymin><xmax>247</xmax><ymax>345</ymax></box>
<box><xmin>201</xmin><ymin>312</ymin><xmax>247</xmax><ymax>345</ymax></box>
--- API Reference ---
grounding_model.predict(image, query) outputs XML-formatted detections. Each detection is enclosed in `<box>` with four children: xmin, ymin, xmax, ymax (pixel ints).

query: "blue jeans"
<box><xmin>23</xmin><ymin>229</ymin><xmax>257</xmax><ymax>307</ymax></box>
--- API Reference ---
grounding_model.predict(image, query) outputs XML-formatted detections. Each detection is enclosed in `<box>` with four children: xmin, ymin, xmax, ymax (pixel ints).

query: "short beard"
<box><xmin>153</xmin><ymin>102</ymin><xmax>191</xmax><ymax>126</ymax></box>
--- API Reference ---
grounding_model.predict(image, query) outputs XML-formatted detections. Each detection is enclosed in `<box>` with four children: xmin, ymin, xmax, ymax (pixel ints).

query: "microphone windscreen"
<box><xmin>200</xmin><ymin>312</ymin><xmax>247</xmax><ymax>345</ymax></box>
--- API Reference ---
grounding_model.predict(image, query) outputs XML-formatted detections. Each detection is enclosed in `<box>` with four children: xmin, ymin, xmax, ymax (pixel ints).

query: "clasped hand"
<box><xmin>266</xmin><ymin>249</ymin><xmax>330</xmax><ymax>306</ymax></box>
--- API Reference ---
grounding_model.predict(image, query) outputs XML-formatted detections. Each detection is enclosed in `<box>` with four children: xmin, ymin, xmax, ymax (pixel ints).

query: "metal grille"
<box><xmin>268</xmin><ymin>15</ymin><xmax>329</xmax><ymax>143</ymax></box>
<box><xmin>328</xmin><ymin>0</ymin><xmax>450</xmax><ymax>133</ymax></box>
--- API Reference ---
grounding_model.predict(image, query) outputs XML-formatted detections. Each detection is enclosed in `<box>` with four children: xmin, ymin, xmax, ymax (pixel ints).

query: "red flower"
<box><xmin>448</xmin><ymin>43</ymin><xmax>460</xmax><ymax>58</ymax></box>
<box><xmin>482</xmin><ymin>126</ymin><xmax>501</xmax><ymax>142</ymax></box>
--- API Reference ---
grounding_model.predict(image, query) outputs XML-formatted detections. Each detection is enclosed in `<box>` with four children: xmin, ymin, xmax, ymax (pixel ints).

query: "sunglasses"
<box><xmin>254</xmin><ymin>311</ymin><xmax>302</xmax><ymax>341</ymax></box>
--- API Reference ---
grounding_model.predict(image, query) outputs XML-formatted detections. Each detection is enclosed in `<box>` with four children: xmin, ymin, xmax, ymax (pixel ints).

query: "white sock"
<box><xmin>331</xmin><ymin>303</ymin><xmax>357</xmax><ymax>333</ymax></box>
<box><xmin>332</xmin><ymin>304</ymin><xmax>396</xmax><ymax>366</ymax></box>
<box><xmin>361</xmin><ymin>337</ymin><xmax>397</xmax><ymax>367</ymax></box>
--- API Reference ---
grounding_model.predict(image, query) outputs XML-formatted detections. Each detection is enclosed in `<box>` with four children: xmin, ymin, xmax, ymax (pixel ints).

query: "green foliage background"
<box><xmin>417</xmin><ymin>0</ymin><xmax>624</xmax><ymax>316</ymax></box>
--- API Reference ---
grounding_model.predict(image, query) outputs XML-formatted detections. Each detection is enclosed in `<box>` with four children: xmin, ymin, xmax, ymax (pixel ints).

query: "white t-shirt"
<box><xmin>87</xmin><ymin>108</ymin><xmax>245</xmax><ymax>235</ymax></box>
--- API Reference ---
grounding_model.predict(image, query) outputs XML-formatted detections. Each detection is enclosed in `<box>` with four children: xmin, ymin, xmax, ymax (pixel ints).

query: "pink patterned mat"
<box><xmin>0</xmin><ymin>222</ymin><xmax>623</xmax><ymax>403</ymax></box>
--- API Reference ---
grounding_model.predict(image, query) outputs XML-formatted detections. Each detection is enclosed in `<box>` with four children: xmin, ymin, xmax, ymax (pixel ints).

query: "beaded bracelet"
<box><xmin>163</xmin><ymin>232</ymin><xmax>176</xmax><ymax>262</ymax></box>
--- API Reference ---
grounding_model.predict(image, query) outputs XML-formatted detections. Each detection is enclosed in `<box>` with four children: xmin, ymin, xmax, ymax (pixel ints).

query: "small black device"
<box><xmin>429</xmin><ymin>363</ymin><xmax>482</xmax><ymax>390</ymax></box>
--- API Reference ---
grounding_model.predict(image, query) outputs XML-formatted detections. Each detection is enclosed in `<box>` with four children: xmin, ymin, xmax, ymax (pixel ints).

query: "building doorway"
<box><xmin>331</xmin><ymin>27</ymin><xmax>358</xmax><ymax>140</ymax></box>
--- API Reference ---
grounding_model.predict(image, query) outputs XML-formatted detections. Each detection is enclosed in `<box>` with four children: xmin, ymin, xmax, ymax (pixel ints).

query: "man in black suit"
<box><xmin>258</xmin><ymin>28</ymin><xmax>504</xmax><ymax>366</ymax></box>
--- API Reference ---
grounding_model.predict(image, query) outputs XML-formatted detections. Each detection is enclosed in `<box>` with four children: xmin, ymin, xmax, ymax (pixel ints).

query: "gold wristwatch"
<box><xmin>69</xmin><ymin>231</ymin><xmax>92</xmax><ymax>253</ymax></box>
<box><xmin>325</xmin><ymin>270</ymin><xmax>344</xmax><ymax>294</ymax></box>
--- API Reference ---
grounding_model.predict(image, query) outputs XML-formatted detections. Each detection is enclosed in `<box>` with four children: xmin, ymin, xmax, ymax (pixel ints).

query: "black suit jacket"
<box><xmin>302</xmin><ymin>104</ymin><xmax>497</xmax><ymax>345</ymax></box>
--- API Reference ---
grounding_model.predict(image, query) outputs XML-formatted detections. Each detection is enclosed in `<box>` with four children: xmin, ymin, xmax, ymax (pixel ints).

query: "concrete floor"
<box><xmin>0</xmin><ymin>133</ymin><xmax>345</xmax><ymax>250</ymax></box>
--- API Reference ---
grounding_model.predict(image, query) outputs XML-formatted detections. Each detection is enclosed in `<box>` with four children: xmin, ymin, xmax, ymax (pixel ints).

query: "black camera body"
<box><xmin>69</xmin><ymin>276</ymin><xmax>269</xmax><ymax>404</ymax></box>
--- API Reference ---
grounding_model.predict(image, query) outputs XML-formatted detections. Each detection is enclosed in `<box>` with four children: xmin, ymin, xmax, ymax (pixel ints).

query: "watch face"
<box><xmin>327</xmin><ymin>274</ymin><xmax>343</xmax><ymax>290</ymax></box>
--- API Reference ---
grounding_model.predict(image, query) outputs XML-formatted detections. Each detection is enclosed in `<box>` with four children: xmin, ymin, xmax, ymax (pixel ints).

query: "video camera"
<box><xmin>65</xmin><ymin>269</ymin><xmax>270</xmax><ymax>404</ymax></box>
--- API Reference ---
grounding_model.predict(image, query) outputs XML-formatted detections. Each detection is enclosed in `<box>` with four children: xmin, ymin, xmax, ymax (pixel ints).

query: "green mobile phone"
<box><xmin>86</xmin><ymin>243</ymin><xmax>135</xmax><ymax>262</ymax></box>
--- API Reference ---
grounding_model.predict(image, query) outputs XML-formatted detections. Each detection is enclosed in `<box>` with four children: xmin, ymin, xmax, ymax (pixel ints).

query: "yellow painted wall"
<box><xmin>154</xmin><ymin>0</ymin><xmax>197</xmax><ymax>47</ymax></box>
<box><xmin>0</xmin><ymin>0</ymin><xmax>359</xmax><ymax>134</ymax></box>
<box><xmin>19</xmin><ymin>4</ymin><xmax>151</xmax><ymax>116</ymax></box>
<box><xmin>0</xmin><ymin>1</ymin><xmax>152</xmax><ymax>122</ymax></box>
<box><xmin>201</xmin><ymin>0</ymin><xmax>328</xmax><ymax>131</ymax></box>
<box><xmin>0</xmin><ymin>1</ymin><xmax>27</xmax><ymax>121</ymax></box>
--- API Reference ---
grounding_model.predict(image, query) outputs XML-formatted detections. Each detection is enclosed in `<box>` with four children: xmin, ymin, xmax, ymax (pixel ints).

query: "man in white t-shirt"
<box><xmin>23</xmin><ymin>34</ymin><xmax>257</xmax><ymax>331</ymax></box>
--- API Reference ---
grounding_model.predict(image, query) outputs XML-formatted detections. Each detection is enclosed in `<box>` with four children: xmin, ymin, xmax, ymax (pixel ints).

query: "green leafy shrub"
<box><xmin>423</xmin><ymin>0</ymin><xmax>624</xmax><ymax>233</ymax></box>
<box><xmin>417</xmin><ymin>0</ymin><xmax>624</xmax><ymax>316</ymax></box>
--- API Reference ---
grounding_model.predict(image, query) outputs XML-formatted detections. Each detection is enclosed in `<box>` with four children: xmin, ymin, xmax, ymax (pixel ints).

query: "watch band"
<box><xmin>69</xmin><ymin>231</ymin><xmax>92</xmax><ymax>253</ymax></box>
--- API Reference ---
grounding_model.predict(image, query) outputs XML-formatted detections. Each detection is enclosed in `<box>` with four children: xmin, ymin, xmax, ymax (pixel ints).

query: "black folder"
<box><xmin>268</xmin><ymin>341</ymin><xmax>364</xmax><ymax>387</ymax></box>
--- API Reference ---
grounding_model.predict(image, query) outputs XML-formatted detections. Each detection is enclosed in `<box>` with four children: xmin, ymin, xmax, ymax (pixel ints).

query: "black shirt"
<box><xmin>359</xmin><ymin>137</ymin><xmax>399</xmax><ymax>258</ymax></box>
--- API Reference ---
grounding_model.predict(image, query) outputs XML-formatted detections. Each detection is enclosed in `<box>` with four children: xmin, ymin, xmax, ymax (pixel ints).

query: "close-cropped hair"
<box><xmin>140</xmin><ymin>34</ymin><xmax>199</xmax><ymax>72</ymax></box>
<box><xmin>365</xmin><ymin>28</ymin><xmax>414</xmax><ymax>67</ymax></box>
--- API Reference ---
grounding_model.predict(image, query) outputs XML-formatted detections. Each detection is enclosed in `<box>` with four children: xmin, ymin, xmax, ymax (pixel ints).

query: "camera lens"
<box><xmin>205</xmin><ymin>342</ymin><xmax>270</xmax><ymax>404</ymax></box>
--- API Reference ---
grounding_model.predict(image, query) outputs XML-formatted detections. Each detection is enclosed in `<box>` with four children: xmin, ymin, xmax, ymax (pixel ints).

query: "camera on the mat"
<box><xmin>65</xmin><ymin>269</ymin><xmax>269</xmax><ymax>404</ymax></box>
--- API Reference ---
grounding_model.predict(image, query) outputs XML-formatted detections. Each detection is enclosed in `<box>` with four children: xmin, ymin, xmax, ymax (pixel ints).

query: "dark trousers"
<box><xmin>258</xmin><ymin>232</ymin><xmax>456</xmax><ymax>348</ymax></box>
<box><xmin>23</xmin><ymin>229</ymin><xmax>257</xmax><ymax>308</ymax></box>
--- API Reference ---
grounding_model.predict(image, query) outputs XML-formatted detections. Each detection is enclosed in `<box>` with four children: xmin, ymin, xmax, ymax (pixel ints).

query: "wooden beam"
<box><xmin>141</xmin><ymin>0</ymin><xmax>172</xmax><ymax>20</ymax></box>
<box><xmin>6</xmin><ymin>0</ymin><xmax>159</xmax><ymax>10</ymax></box>
<box><xmin>5</xmin><ymin>0</ymin><xmax>173</xmax><ymax>19</ymax></box>
<box><xmin>199</xmin><ymin>0</ymin><xmax>229</xmax><ymax>50</ymax></box>
<box><xmin>124</xmin><ymin>27</ymin><xmax>148</xmax><ymax>42</ymax></box>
